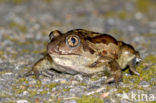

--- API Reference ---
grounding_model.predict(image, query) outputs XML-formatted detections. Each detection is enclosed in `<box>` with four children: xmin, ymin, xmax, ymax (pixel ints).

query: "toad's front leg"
<box><xmin>106</xmin><ymin>58</ymin><xmax>122</xmax><ymax>85</ymax></box>
<box><xmin>23</xmin><ymin>54</ymin><xmax>54</xmax><ymax>79</ymax></box>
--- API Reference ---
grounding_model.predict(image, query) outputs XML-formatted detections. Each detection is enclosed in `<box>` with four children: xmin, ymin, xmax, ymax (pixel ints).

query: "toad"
<box><xmin>24</xmin><ymin>29</ymin><xmax>141</xmax><ymax>85</ymax></box>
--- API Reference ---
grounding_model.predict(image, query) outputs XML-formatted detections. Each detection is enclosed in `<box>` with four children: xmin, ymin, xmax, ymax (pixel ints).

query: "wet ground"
<box><xmin>0</xmin><ymin>0</ymin><xmax>156</xmax><ymax>103</ymax></box>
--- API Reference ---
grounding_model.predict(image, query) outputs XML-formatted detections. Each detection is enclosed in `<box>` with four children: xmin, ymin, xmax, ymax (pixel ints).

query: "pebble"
<box><xmin>2</xmin><ymin>72</ymin><xmax>13</xmax><ymax>76</ymax></box>
<box><xmin>60</xmin><ymin>79</ymin><xmax>67</xmax><ymax>84</ymax></box>
<box><xmin>17</xmin><ymin>100</ymin><xmax>29</xmax><ymax>103</ymax></box>
<box><xmin>74</xmin><ymin>74</ymin><xmax>83</xmax><ymax>81</ymax></box>
<box><xmin>135</xmin><ymin>12</ymin><xmax>143</xmax><ymax>19</ymax></box>
<box><xmin>71</xmin><ymin>80</ymin><xmax>79</xmax><ymax>85</ymax></box>
<box><xmin>64</xmin><ymin>100</ymin><xmax>77</xmax><ymax>103</ymax></box>
<box><xmin>23</xmin><ymin>91</ymin><xmax>29</xmax><ymax>96</ymax></box>
<box><xmin>120</xmin><ymin>99</ymin><xmax>130</xmax><ymax>103</ymax></box>
<box><xmin>140</xmin><ymin>81</ymin><xmax>150</xmax><ymax>88</ymax></box>
<box><xmin>42</xmin><ymin>78</ymin><xmax>51</xmax><ymax>84</ymax></box>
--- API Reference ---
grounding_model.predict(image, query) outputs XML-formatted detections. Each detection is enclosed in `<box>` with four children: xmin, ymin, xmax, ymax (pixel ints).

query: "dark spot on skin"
<box><xmin>102</xmin><ymin>50</ymin><xmax>107</xmax><ymax>56</ymax></box>
<box><xmin>111</xmin><ymin>52</ymin><xmax>118</xmax><ymax>59</ymax></box>
<box><xmin>88</xmin><ymin>34</ymin><xmax>118</xmax><ymax>45</ymax></box>
<box><xmin>88</xmin><ymin>47</ymin><xmax>95</xmax><ymax>54</ymax></box>
<box><xmin>118</xmin><ymin>41</ymin><xmax>136</xmax><ymax>54</ymax></box>
<box><xmin>83</xmin><ymin>42</ymin><xmax>95</xmax><ymax>54</ymax></box>
<box><xmin>66</xmin><ymin>29</ymin><xmax>96</xmax><ymax>38</ymax></box>
<box><xmin>108</xmin><ymin>59</ymin><xmax>120</xmax><ymax>72</ymax></box>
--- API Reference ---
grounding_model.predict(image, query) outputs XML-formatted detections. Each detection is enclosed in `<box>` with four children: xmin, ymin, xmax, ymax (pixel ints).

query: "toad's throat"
<box><xmin>52</xmin><ymin>57</ymin><xmax>103</xmax><ymax>75</ymax></box>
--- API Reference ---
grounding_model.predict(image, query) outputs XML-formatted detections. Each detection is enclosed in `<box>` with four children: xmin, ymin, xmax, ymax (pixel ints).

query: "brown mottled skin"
<box><xmin>24</xmin><ymin>29</ymin><xmax>141</xmax><ymax>85</ymax></box>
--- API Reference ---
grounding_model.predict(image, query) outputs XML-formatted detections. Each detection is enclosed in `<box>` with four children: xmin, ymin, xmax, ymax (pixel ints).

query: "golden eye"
<box><xmin>66</xmin><ymin>35</ymin><xmax>80</xmax><ymax>48</ymax></box>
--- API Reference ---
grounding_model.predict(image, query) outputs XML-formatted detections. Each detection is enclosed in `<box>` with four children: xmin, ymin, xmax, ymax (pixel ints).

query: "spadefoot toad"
<box><xmin>24</xmin><ymin>29</ymin><xmax>141</xmax><ymax>85</ymax></box>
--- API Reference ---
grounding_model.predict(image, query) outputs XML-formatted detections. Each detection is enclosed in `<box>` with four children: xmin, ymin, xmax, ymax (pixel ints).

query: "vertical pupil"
<box><xmin>71</xmin><ymin>37</ymin><xmax>76</xmax><ymax>44</ymax></box>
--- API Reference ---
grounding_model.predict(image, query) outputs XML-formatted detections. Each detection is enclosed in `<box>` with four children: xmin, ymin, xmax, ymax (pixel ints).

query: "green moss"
<box><xmin>16</xmin><ymin>78</ymin><xmax>28</xmax><ymax>84</ymax></box>
<box><xmin>104</xmin><ymin>11</ymin><xmax>131</xmax><ymax>20</ymax></box>
<box><xmin>138</xmin><ymin>64</ymin><xmax>155</xmax><ymax>85</ymax></box>
<box><xmin>123</xmin><ymin>55</ymin><xmax>156</xmax><ymax>87</ymax></box>
<box><xmin>55</xmin><ymin>98</ymin><xmax>62</xmax><ymax>103</ymax></box>
<box><xmin>34</xmin><ymin>80</ymin><xmax>42</xmax><ymax>88</ymax></box>
<box><xmin>12</xmin><ymin>0</ymin><xmax>24</xmax><ymax>4</ymax></box>
<box><xmin>23</xmin><ymin>66</ymin><xmax>31</xmax><ymax>71</ymax></box>
<box><xmin>75</xmin><ymin>0</ymin><xmax>84</xmax><ymax>2</ymax></box>
<box><xmin>14</xmin><ymin>88</ymin><xmax>24</xmax><ymax>94</ymax></box>
<box><xmin>0</xmin><ymin>0</ymin><xmax>4</xmax><ymax>3</ymax></box>
<box><xmin>63</xmin><ymin>88</ymin><xmax>69</xmax><ymax>92</ymax></box>
<box><xmin>32</xmin><ymin>50</ymin><xmax>41</xmax><ymax>54</ymax></box>
<box><xmin>91</xmin><ymin>72</ymin><xmax>104</xmax><ymax>81</ymax></box>
<box><xmin>0</xmin><ymin>50</ymin><xmax>4</xmax><ymax>56</ymax></box>
<box><xmin>44</xmin><ymin>0</ymin><xmax>53</xmax><ymax>3</ymax></box>
<box><xmin>118</xmin><ymin>11</ymin><xmax>130</xmax><ymax>19</ymax></box>
<box><xmin>90</xmin><ymin>76</ymin><xmax>99</xmax><ymax>81</ymax></box>
<box><xmin>143</xmin><ymin>55</ymin><xmax>156</xmax><ymax>63</ymax></box>
<box><xmin>43</xmin><ymin>42</ymin><xmax>48</xmax><ymax>46</ymax></box>
<box><xmin>9</xmin><ymin>21</ymin><xmax>27</xmax><ymax>32</ymax></box>
<box><xmin>136</xmin><ymin>0</ymin><xmax>156</xmax><ymax>13</ymax></box>
<box><xmin>21</xmin><ymin>49</ymin><xmax>30</xmax><ymax>53</ymax></box>
<box><xmin>79</xmin><ymin>82</ymin><xmax>87</xmax><ymax>86</ymax></box>
<box><xmin>40</xmin><ymin>90</ymin><xmax>48</xmax><ymax>95</ymax></box>
<box><xmin>2</xmin><ymin>101</ymin><xmax>16</xmax><ymax>103</ymax></box>
<box><xmin>0</xmin><ymin>71</ymin><xmax>8</xmax><ymax>75</ymax></box>
<box><xmin>28</xmin><ymin>90</ymin><xmax>37</xmax><ymax>96</ymax></box>
<box><xmin>4</xmin><ymin>35</ymin><xmax>28</xmax><ymax>46</ymax></box>
<box><xmin>117</xmin><ymin>87</ymin><xmax>130</xmax><ymax>93</ymax></box>
<box><xmin>76</xmin><ymin>96</ymin><xmax>103</xmax><ymax>103</ymax></box>
<box><xmin>6</xmin><ymin>36</ymin><xmax>19</xmax><ymax>43</ymax></box>
<box><xmin>12</xmin><ymin>84</ymin><xmax>27</xmax><ymax>95</ymax></box>
<box><xmin>44</xmin><ymin>83</ymin><xmax>59</xmax><ymax>89</ymax></box>
<box><xmin>142</xmin><ymin>33</ymin><xmax>156</xmax><ymax>37</ymax></box>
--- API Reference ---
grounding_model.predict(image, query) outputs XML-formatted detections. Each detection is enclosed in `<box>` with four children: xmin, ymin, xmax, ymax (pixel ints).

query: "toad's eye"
<box><xmin>66</xmin><ymin>35</ymin><xmax>80</xmax><ymax>48</ymax></box>
<box><xmin>71</xmin><ymin>37</ymin><xmax>76</xmax><ymax>44</ymax></box>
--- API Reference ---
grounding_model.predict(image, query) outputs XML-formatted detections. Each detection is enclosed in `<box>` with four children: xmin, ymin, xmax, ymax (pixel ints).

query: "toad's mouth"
<box><xmin>48</xmin><ymin>48</ymin><xmax>80</xmax><ymax>56</ymax></box>
<box><xmin>48</xmin><ymin>46</ymin><xmax>81</xmax><ymax>56</ymax></box>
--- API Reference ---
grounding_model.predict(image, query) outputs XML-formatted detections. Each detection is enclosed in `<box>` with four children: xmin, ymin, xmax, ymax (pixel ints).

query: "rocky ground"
<box><xmin>0</xmin><ymin>0</ymin><xmax>156</xmax><ymax>103</ymax></box>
